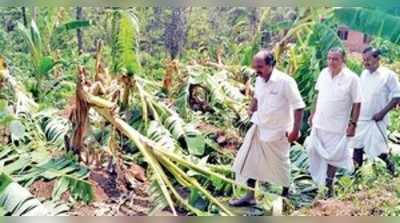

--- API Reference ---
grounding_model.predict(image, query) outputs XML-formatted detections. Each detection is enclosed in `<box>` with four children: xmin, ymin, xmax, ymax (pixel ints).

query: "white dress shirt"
<box><xmin>359</xmin><ymin>66</ymin><xmax>400</xmax><ymax>125</ymax></box>
<box><xmin>251</xmin><ymin>69</ymin><xmax>305</xmax><ymax>142</ymax></box>
<box><xmin>313</xmin><ymin>67</ymin><xmax>362</xmax><ymax>134</ymax></box>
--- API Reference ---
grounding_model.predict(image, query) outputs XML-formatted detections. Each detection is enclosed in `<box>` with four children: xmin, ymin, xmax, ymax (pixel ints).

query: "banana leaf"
<box><xmin>333</xmin><ymin>7</ymin><xmax>400</xmax><ymax>44</ymax></box>
<box><xmin>0</xmin><ymin>172</ymin><xmax>48</xmax><ymax>216</ymax></box>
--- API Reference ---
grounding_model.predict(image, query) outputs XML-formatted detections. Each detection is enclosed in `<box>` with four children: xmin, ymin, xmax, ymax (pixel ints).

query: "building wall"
<box><xmin>337</xmin><ymin>25</ymin><xmax>371</xmax><ymax>53</ymax></box>
<box><xmin>343</xmin><ymin>31</ymin><xmax>369</xmax><ymax>53</ymax></box>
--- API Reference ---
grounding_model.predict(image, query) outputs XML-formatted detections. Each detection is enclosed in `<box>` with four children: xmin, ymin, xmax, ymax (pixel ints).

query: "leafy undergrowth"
<box><xmin>1</xmin><ymin>9</ymin><xmax>400</xmax><ymax>214</ymax></box>
<box><xmin>27</xmin><ymin>168</ymin><xmax>153</xmax><ymax>216</ymax></box>
<box><xmin>291</xmin><ymin>160</ymin><xmax>400</xmax><ymax>216</ymax></box>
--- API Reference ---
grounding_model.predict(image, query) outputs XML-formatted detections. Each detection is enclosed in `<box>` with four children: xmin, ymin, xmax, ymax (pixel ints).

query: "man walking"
<box><xmin>352</xmin><ymin>47</ymin><xmax>400</xmax><ymax>175</ymax></box>
<box><xmin>306</xmin><ymin>47</ymin><xmax>362</xmax><ymax>198</ymax></box>
<box><xmin>230</xmin><ymin>50</ymin><xmax>305</xmax><ymax>206</ymax></box>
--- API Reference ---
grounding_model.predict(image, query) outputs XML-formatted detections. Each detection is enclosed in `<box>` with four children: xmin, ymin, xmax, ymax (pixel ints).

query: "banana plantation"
<box><xmin>2</xmin><ymin>7</ymin><xmax>400</xmax><ymax>216</ymax></box>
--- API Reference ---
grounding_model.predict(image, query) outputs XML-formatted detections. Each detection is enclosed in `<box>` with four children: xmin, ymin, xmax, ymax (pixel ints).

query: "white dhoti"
<box><xmin>305</xmin><ymin>128</ymin><xmax>354</xmax><ymax>184</ymax></box>
<box><xmin>352</xmin><ymin>120</ymin><xmax>388</xmax><ymax>158</ymax></box>
<box><xmin>232</xmin><ymin>125</ymin><xmax>290</xmax><ymax>187</ymax></box>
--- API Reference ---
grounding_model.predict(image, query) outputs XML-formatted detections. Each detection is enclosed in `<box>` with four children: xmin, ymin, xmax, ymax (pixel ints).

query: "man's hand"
<box><xmin>287</xmin><ymin>129</ymin><xmax>301</xmax><ymax>143</ymax></box>
<box><xmin>372</xmin><ymin>111</ymin><xmax>385</xmax><ymax>122</ymax></box>
<box><xmin>347</xmin><ymin>103</ymin><xmax>361</xmax><ymax>137</ymax></box>
<box><xmin>372</xmin><ymin>98</ymin><xmax>400</xmax><ymax>122</ymax></box>
<box><xmin>248</xmin><ymin>98</ymin><xmax>258</xmax><ymax>116</ymax></box>
<box><xmin>288</xmin><ymin>108</ymin><xmax>304</xmax><ymax>143</ymax></box>
<box><xmin>346</xmin><ymin>124</ymin><xmax>356</xmax><ymax>137</ymax></box>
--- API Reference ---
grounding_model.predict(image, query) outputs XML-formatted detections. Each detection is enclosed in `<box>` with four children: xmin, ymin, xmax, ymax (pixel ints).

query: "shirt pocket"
<box><xmin>333</xmin><ymin>82</ymin><xmax>350</xmax><ymax>101</ymax></box>
<box><xmin>262</xmin><ymin>90</ymin><xmax>284</xmax><ymax>109</ymax></box>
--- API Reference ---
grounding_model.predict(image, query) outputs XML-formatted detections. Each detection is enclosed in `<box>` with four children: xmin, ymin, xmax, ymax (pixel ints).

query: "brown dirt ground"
<box><xmin>28</xmin><ymin>167</ymin><xmax>154</xmax><ymax>216</ymax></box>
<box><xmin>293</xmin><ymin>181</ymin><xmax>399</xmax><ymax>216</ymax></box>
<box><xmin>197</xmin><ymin>122</ymin><xmax>242</xmax><ymax>151</ymax></box>
<box><xmin>29</xmin><ymin>179</ymin><xmax>70</xmax><ymax>202</ymax></box>
<box><xmin>302</xmin><ymin>199</ymin><xmax>356</xmax><ymax>216</ymax></box>
<box><xmin>29</xmin><ymin>180</ymin><xmax>55</xmax><ymax>200</ymax></box>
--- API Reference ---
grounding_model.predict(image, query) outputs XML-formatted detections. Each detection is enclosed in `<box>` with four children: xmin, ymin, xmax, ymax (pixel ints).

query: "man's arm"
<box><xmin>308</xmin><ymin>91</ymin><xmax>318</xmax><ymax>127</ymax></box>
<box><xmin>288</xmin><ymin>108</ymin><xmax>304</xmax><ymax>143</ymax></box>
<box><xmin>285</xmin><ymin>78</ymin><xmax>306</xmax><ymax>143</ymax></box>
<box><xmin>373</xmin><ymin>97</ymin><xmax>400</xmax><ymax>122</ymax></box>
<box><xmin>347</xmin><ymin>102</ymin><xmax>361</xmax><ymax>137</ymax></box>
<box><xmin>248</xmin><ymin>97</ymin><xmax>257</xmax><ymax>116</ymax></box>
<box><xmin>347</xmin><ymin>74</ymin><xmax>363</xmax><ymax>137</ymax></box>
<box><xmin>373</xmin><ymin>71</ymin><xmax>400</xmax><ymax>121</ymax></box>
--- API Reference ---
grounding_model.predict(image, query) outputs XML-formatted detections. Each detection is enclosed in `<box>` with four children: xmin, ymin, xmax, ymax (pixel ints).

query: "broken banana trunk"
<box><xmin>76</xmin><ymin>76</ymin><xmax>238</xmax><ymax>216</ymax></box>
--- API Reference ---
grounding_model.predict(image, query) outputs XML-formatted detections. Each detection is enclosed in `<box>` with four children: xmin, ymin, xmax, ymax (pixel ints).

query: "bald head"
<box><xmin>252</xmin><ymin>50</ymin><xmax>275</xmax><ymax>80</ymax></box>
<box><xmin>254</xmin><ymin>50</ymin><xmax>276</xmax><ymax>67</ymax></box>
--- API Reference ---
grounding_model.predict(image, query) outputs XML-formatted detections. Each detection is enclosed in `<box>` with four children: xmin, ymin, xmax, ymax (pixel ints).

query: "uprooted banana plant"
<box><xmin>173</xmin><ymin>63</ymin><xmax>252</xmax><ymax>140</ymax></box>
<box><xmin>0</xmin><ymin>109</ymin><xmax>94</xmax><ymax>205</ymax></box>
<box><xmin>71</xmin><ymin>63</ymin><xmax>279</xmax><ymax>216</ymax></box>
<box><xmin>0</xmin><ymin>60</ymin><xmax>94</xmax><ymax>211</ymax></box>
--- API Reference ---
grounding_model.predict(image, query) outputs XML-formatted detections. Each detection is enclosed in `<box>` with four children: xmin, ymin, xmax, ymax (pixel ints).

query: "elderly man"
<box><xmin>352</xmin><ymin>47</ymin><xmax>400</xmax><ymax>175</ymax></box>
<box><xmin>306</xmin><ymin>47</ymin><xmax>362</xmax><ymax>198</ymax></box>
<box><xmin>230</xmin><ymin>50</ymin><xmax>305</xmax><ymax>207</ymax></box>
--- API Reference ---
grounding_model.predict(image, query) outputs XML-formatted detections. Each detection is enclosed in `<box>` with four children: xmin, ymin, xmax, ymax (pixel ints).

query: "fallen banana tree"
<box><xmin>75</xmin><ymin>66</ymin><xmax>269</xmax><ymax>216</ymax></box>
<box><xmin>1</xmin><ymin>57</ymin><xmax>94</xmax><ymax>203</ymax></box>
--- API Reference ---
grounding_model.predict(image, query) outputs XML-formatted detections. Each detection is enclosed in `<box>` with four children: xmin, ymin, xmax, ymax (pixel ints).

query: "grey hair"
<box><xmin>328</xmin><ymin>47</ymin><xmax>346</xmax><ymax>60</ymax></box>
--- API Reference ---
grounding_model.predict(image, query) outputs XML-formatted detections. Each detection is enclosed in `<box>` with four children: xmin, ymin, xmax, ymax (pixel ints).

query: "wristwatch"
<box><xmin>349</xmin><ymin>120</ymin><xmax>357</xmax><ymax>127</ymax></box>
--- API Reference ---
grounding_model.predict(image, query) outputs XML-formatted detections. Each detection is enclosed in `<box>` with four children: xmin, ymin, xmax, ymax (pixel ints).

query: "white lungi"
<box><xmin>232</xmin><ymin>125</ymin><xmax>290</xmax><ymax>187</ymax></box>
<box><xmin>352</xmin><ymin>66</ymin><xmax>400</xmax><ymax>158</ymax></box>
<box><xmin>308</xmin><ymin>67</ymin><xmax>361</xmax><ymax>184</ymax></box>
<box><xmin>305</xmin><ymin>128</ymin><xmax>353</xmax><ymax>184</ymax></box>
<box><xmin>352</xmin><ymin>120</ymin><xmax>388</xmax><ymax>158</ymax></box>
<box><xmin>232</xmin><ymin>69</ymin><xmax>305</xmax><ymax>187</ymax></box>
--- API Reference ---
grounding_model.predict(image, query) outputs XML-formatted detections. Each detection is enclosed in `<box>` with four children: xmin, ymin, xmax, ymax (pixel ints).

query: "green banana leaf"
<box><xmin>333</xmin><ymin>7</ymin><xmax>400</xmax><ymax>44</ymax></box>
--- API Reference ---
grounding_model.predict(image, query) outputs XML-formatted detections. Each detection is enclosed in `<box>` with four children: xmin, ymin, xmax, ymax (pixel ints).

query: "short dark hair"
<box><xmin>258</xmin><ymin>49</ymin><xmax>276</xmax><ymax>66</ymax></box>
<box><xmin>363</xmin><ymin>46</ymin><xmax>381</xmax><ymax>58</ymax></box>
<box><xmin>329</xmin><ymin>47</ymin><xmax>346</xmax><ymax>59</ymax></box>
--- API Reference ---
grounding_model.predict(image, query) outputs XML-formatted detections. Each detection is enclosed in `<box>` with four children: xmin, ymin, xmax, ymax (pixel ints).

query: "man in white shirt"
<box><xmin>352</xmin><ymin>47</ymin><xmax>400</xmax><ymax>175</ymax></box>
<box><xmin>306</xmin><ymin>47</ymin><xmax>362</xmax><ymax>198</ymax></box>
<box><xmin>230</xmin><ymin>50</ymin><xmax>305</xmax><ymax>206</ymax></box>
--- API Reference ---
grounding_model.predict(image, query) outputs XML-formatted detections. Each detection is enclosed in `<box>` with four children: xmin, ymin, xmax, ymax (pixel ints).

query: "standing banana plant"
<box><xmin>271</xmin><ymin>7</ymin><xmax>400</xmax><ymax>115</ymax></box>
<box><xmin>333</xmin><ymin>7</ymin><xmax>400</xmax><ymax>45</ymax></box>
<box><xmin>110</xmin><ymin>9</ymin><xmax>141</xmax><ymax>110</ymax></box>
<box><xmin>17</xmin><ymin>18</ymin><xmax>91</xmax><ymax>101</ymax></box>
<box><xmin>276</xmin><ymin>7</ymin><xmax>400</xmax><ymax>66</ymax></box>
